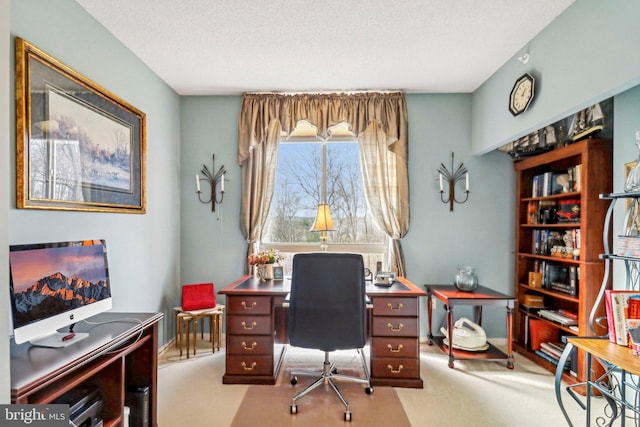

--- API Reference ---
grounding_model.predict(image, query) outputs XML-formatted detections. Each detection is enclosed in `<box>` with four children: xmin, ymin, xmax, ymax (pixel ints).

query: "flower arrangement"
<box><xmin>248</xmin><ymin>248</ymin><xmax>284</xmax><ymax>282</ymax></box>
<box><xmin>248</xmin><ymin>248</ymin><xmax>284</xmax><ymax>266</ymax></box>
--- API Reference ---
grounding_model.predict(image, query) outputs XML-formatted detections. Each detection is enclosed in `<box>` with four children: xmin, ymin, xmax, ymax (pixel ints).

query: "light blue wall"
<box><xmin>8</xmin><ymin>0</ymin><xmax>182</xmax><ymax>346</ymax></box>
<box><xmin>1</xmin><ymin>0</ymin><xmax>10</xmax><ymax>404</ymax></box>
<box><xmin>180</xmin><ymin>96</ymin><xmax>246</xmax><ymax>291</ymax></box>
<box><xmin>473</xmin><ymin>0</ymin><xmax>640</xmax><ymax>154</ymax></box>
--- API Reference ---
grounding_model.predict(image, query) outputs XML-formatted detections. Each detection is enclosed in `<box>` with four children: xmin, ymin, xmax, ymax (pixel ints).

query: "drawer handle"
<box><xmin>242</xmin><ymin>341</ymin><xmax>257</xmax><ymax>351</ymax></box>
<box><xmin>387</xmin><ymin>302</ymin><xmax>404</xmax><ymax>311</ymax></box>
<box><xmin>241</xmin><ymin>301</ymin><xmax>257</xmax><ymax>310</ymax></box>
<box><xmin>241</xmin><ymin>321</ymin><xmax>257</xmax><ymax>330</ymax></box>
<box><xmin>387</xmin><ymin>344</ymin><xmax>404</xmax><ymax>353</ymax></box>
<box><xmin>241</xmin><ymin>362</ymin><xmax>257</xmax><ymax>371</ymax></box>
<box><xmin>387</xmin><ymin>323</ymin><xmax>404</xmax><ymax>332</ymax></box>
<box><xmin>387</xmin><ymin>364</ymin><xmax>404</xmax><ymax>374</ymax></box>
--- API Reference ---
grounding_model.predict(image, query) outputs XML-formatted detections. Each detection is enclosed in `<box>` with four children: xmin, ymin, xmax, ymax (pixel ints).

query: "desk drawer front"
<box><xmin>227</xmin><ymin>335</ymin><xmax>273</xmax><ymax>355</ymax></box>
<box><xmin>226</xmin><ymin>355</ymin><xmax>273</xmax><ymax>375</ymax></box>
<box><xmin>372</xmin><ymin>297</ymin><xmax>417</xmax><ymax>317</ymax></box>
<box><xmin>371</xmin><ymin>357</ymin><xmax>419</xmax><ymax>379</ymax></box>
<box><xmin>372</xmin><ymin>317</ymin><xmax>418</xmax><ymax>337</ymax></box>
<box><xmin>370</xmin><ymin>337</ymin><xmax>418</xmax><ymax>358</ymax></box>
<box><xmin>227</xmin><ymin>315</ymin><xmax>272</xmax><ymax>335</ymax></box>
<box><xmin>227</xmin><ymin>296</ymin><xmax>272</xmax><ymax>315</ymax></box>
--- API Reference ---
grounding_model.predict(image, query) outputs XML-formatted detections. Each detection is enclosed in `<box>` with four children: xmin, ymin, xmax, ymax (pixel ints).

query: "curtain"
<box><xmin>238</xmin><ymin>92</ymin><xmax>409</xmax><ymax>274</ymax></box>
<box><xmin>358</xmin><ymin>118</ymin><xmax>410</xmax><ymax>276</ymax></box>
<box><xmin>239</xmin><ymin>119</ymin><xmax>280</xmax><ymax>272</ymax></box>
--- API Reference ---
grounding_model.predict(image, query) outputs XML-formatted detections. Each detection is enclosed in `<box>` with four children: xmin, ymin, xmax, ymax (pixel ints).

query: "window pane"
<box><xmin>264</xmin><ymin>142</ymin><xmax>320</xmax><ymax>243</ymax></box>
<box><xmin>262</xmin><ymin>139</ymin><xmax>386</xmax><ymax>267</ymax></box>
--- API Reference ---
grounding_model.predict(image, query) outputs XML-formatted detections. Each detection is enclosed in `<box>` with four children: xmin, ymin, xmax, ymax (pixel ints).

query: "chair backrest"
<box><xmin>181</xmin><ymin>283</ymin><xmax>216</xmax><ymax>311</ymax></box>
<box><xmin>287</xmin><ymin>253</ymin><xmax>366</xmax><ymax>352</ymax></box>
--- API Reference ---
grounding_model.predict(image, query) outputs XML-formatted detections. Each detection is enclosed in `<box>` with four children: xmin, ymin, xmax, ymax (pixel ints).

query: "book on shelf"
<box><xmin>560</xmin><ymin>335</ymin><xmax>579</xmax><ymax>377</ymax></box>
<box><xmin>534</xmin><ymin>349</ymin><xmax>570</xmax><ymax>368</ymax></box>
<box><xmin>604</xmin><ymin>290</ymin><xmax>640</xmax><ymax>346</ymax></box>
<box><xmin>537</xmin><ymin>309</ymin><xmax>579</xmax><ymax>326</ymax></box>
<box><xmin>616</xmin><ymin>235</ymin><xmax>640</xmax><ymax>258</ymax></box>
<box><xmin>540</xmin><ymin>342</ymin><xmax>564</xmax><ymax>359</ymax></box>
<box><xmin>529</xmin><ymin>318</ymin><xmax>559</xmax><ymax>351</ymax></box>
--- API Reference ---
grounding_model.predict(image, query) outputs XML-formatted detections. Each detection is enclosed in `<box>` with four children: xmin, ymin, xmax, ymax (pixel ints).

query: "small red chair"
<box><xmin>175</xmin><ymin>283</ymin><xmax>224</xmax><ymax>358</ymax></box>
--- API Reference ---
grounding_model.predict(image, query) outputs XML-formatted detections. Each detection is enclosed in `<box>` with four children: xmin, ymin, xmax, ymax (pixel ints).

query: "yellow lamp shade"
<box><xmin>310</xmin><ymin>203</ymin><xmax>335</xmax><ymax>232</ymax></box>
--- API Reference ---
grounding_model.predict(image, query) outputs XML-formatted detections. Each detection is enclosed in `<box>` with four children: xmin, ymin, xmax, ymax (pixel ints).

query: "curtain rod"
<box><xmin>244</xmin><ymin>89</ymin><xmax>405</xmax><ymax>95</ymax></box>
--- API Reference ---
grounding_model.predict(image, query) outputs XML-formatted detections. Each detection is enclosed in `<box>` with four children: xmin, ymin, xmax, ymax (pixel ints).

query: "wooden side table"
<box><xmin>424</xmin><ymin>284</ymin><xmax>515</xmax><ymax>369</ymax></box>
<box><xmin>174</xmin><ymin>305</ymin><xmax>225</xmax><ymax>358</ymax></box>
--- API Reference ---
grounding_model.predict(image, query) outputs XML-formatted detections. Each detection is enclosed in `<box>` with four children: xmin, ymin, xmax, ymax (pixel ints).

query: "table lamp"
<box><xmin>310</xmin><ymin>203</ymin><xmax>335</xmax><ymax>251</ymax></box>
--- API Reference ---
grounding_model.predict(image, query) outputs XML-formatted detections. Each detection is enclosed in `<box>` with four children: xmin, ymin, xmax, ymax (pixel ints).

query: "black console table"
<box><xmin>10</xmin><ymin>312</ymin><xmax>163</xmax><ymax>427</ymax></box>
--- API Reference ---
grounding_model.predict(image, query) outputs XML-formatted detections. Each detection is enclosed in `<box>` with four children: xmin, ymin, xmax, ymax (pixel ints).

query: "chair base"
<box><xmin>289</xmin><ymin>349</ymin><xmax>373</xmax><ymax>421</ymax></box>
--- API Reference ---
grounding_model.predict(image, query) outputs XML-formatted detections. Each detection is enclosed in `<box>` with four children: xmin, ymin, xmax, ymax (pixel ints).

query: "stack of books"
<box><xmin>604</xmin><ymin>290</ymin><xmax>640</xmax><ymax>346</ymax></box>
<box><xmin>535</xmin><ymin>341</ymin><xmax>571</xmax><ymax>369</ymax></box>
<box><xmin>538</xmin><ymin>309</ymin><xmax>578</xmax><ymax>326</ymax></box>
<box><xmin>616</xmin><ymin>235</ymin><xmax>640</xmax><ymax>258</ymax></box>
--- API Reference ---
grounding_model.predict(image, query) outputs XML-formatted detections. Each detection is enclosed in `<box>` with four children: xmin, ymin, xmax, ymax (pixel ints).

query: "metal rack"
<box><xmin>556</xmin><ymin>192</ymin><xmax>640</xmax><ymax>426</ymax></box>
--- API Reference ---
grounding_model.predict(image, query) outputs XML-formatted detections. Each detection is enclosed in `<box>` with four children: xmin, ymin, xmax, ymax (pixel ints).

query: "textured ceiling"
<box><xmin>75</xmin><ymin>0</ymin><xmax>575</xmax><ymax>95</ymax></box>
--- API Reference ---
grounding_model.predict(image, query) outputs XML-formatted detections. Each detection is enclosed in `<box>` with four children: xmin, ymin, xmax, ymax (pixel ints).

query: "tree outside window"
<box><xmin>262</xmin><ymin>139</ymin><xmax>386</xmax><ymax>273</ymax></box>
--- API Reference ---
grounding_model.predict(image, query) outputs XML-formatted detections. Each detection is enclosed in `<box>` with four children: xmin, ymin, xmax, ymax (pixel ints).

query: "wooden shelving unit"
<box><xmin>513</xmin><ymin>138</ymin><xmax>612</xmax><ymax>384</ymax></box>
<box><xmin>10</xmin><ymin>312</ymin><xmax>162</xmax><ymax>427</ymax></box>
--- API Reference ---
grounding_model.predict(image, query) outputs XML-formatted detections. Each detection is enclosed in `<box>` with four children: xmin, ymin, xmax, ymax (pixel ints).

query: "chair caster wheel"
<box><xmin>332</xmin><ymin>367</ymin><xmax>338</xmax><ymax>374</ymax></box>
<box><xmin>291</xmin><ymin>376</ymin><xmax>298</xmax><ymax>385</ymax></box>
<box><xmin>344</xmin><ymin>411</ymin><xmax>352</xmax><ymax>421</ymax></box>
<box><xmin>365</xmin><ymin>386</ymin><xmax>374</xmax><ymax>395</ymax></box>
<box><xmin>290</xmin><ymin>404</ymin><xmax>298</xmax><ymax>414</ymax></box>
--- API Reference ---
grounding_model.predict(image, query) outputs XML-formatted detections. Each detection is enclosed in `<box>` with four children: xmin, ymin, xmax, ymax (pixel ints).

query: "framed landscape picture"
<box><xmin>15</xmin><ymin>37</ymin><xmax>146</xmax><ymax>213</ymax></box>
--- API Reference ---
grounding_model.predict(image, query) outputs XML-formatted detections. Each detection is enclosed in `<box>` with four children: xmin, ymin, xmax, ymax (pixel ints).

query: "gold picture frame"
<box><xmin>15</xmin><ymin>37</ymin><xmax>146</xmax><ymax>213</ymax></box>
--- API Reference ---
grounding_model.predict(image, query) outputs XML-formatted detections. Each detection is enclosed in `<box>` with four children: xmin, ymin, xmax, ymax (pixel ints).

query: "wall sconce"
<box><xmin>310</xmin><ymin>203</ymin><xmax>335</xmax><ymax>251</ymax></box>
<box><xmin>196</xmin><ymin>154</ymin><xmax>227</xmax><ymax>212</ymax></box>
<box><xmin>438</xmin><ymin>152</ymin><xmax>470</xmax><ymax>212</ymax></box>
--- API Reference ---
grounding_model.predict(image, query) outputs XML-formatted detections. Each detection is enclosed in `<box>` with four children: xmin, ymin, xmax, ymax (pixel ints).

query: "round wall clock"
<box><xmin>509</xmin><ymin>73</ymin><xmax>535</xmax><ymax>116</ymax></box>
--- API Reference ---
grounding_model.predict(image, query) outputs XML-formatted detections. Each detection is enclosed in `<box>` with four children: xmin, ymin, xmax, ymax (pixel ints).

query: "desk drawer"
<box><xmin>226</xmin><ymin>355</ymin><xmax>273</xmax><ymax>375</ymax></box>
<box><xmin>370</xmin><ymin>337</ymin><xmax>418</xmax><ymax>359</ymax></box>
<box><xmin>371</xmin><ymin>357</ymin><xmax>419</xmax><ymax>379</ymax></box>
<box><xmin>227</xmin><ymin>335</ymin><xmax>273</xmax><ymax>355</ymax></box>
<box><xmin>372</xmin><ymin>316</ymin><xmax>418</xmax><ymax>337</ymax></box>
<box><xmin>227</xmin><ymin>315</ymin><xmax>272</xmax><ymax>335</ymax></box>
<box><xmin>372</xmin><ymin>297</ymin><xmax>417</xmax><ymax>317</ymax></box>
<box><xmin>227</xmin><ymin>296</ymin><xmax>272</xmax><ymax>315</ymax></box>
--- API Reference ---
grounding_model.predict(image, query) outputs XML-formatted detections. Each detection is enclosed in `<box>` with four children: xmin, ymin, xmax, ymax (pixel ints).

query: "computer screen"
<box><xmin>9</xmin><ymin>239</ymin><xmax>112</xmax><ymax>347</ymax></box>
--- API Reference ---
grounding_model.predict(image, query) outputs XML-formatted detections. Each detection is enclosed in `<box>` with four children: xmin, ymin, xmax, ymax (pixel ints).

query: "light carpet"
<box><xmin>158</xmin><ymin>336</ymin><xmax>606</xmax><ymax>426</ymax></box>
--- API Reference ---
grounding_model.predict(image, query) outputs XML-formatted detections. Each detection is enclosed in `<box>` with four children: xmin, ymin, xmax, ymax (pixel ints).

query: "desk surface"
<box><xmin>10</xmin><ymin>312</ymin><xmax>163</xmax><ymax>393</ymax></box>
<box><xmin>568</xmin><ymin>337</ymin><xmax>640</xmax><ymax>376</ymax></box>
<box><xmin>219</xmin><ymin>275</ymin><xmax>426</xmax><ymax>296</ymax></box>
<box><xmin>425</xmin><ymin>284</ymin><xmax>515</xmax><ymax>305</ymax></box>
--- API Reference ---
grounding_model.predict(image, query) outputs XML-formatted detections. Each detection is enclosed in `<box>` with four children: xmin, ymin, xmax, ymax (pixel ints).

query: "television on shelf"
<box><xmin>9</xmin><ymin>239</ymin><xmax>112</xmax><ymax>348</ymax></box>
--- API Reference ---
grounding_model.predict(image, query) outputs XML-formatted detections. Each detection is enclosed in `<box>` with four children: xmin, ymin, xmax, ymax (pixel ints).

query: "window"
<box><xmin>261</xmin><ymin>123</ymin><xmax>386</xmax><ymax>273</ymax></box>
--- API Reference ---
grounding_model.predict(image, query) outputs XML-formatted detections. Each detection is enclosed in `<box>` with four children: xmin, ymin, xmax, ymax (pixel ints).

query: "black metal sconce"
<box><xmin>438</xmin><ymin>152</ymin><xmax>470</xmax><ymax>212</ymax></box>
<box><xmin>196</xmin><ymin>154</ymin><xmax>227</xmax><ymax>211</ymax></box>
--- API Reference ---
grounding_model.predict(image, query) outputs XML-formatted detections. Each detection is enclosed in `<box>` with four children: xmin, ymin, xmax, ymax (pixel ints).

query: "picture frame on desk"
<box><xmin>272</xmin><ymin>265</ymin><xmax>284</xmax><ymax>280</ymax></box>
<box><xmin>15</xmin><ymin>37</ymin><xmax>146</xmax><ymax>213</ymax></box>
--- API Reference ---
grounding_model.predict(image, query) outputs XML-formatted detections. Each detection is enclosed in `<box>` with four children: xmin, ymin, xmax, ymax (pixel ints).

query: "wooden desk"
<box><xmin>219</xmin><ymin>275</ymin><xmax>427</xmax><ymax>388</ymax></box>
<box><xmin>425</xmin><ymin>284</ymin><xmax>515</xmax><ymax>369</ymax></box>
<box><xmin>555</xmin><ymin>338</ymin><xmax>640</xmax><ymax>426</ymax></box>
<box><xmin>11</xmin><ymin>312</ymin><xmax>162</xmax><ymax>427</ymax></box>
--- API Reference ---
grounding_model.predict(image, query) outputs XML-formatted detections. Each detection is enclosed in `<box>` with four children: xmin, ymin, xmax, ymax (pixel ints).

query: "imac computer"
<box><xmin>9</xmin><ymin>239</ymin><xmax>112</xmax><ymax>348</ymax></box>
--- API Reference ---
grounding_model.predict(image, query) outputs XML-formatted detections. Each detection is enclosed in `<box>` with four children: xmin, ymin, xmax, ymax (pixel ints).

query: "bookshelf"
<box><xmin>513</xmin><ymin>138</ymin><xmax>612</xmax><ymax>384</ymax></box>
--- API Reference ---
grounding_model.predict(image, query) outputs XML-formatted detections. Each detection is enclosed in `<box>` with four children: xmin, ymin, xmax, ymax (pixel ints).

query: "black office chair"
<box><xmin>287</xmin><ymin>252</ymin><xmax>373</xmax><ymax>422</ymax></box>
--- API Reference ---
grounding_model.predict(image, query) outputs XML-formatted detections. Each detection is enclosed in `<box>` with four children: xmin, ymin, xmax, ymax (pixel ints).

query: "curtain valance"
<box><xmin>238</xmin><ymin>92</ymin><xmax>407</xmax><ymax>166</ymax></box>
